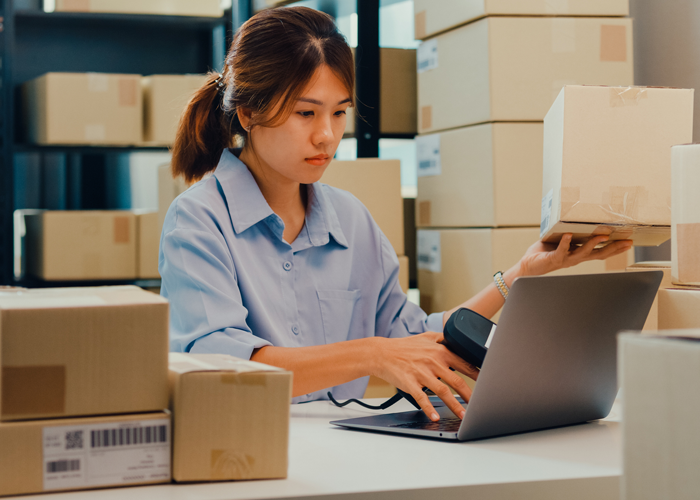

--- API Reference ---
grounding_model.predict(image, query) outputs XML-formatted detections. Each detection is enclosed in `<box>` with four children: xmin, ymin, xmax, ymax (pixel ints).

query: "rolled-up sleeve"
<box><xmin>374</xmin><ymin>235</ymin><xmax>444</xmax><ymax>338</ymax></box>
<box><xmin>160</xmin><ymin>199</ymin><xmax>272</xmax><ymax>358</ymax></box>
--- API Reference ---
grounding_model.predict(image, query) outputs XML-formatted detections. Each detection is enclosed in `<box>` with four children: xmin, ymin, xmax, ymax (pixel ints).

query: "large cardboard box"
<box><xmin>0</xmin><ymin>286</ymin><xmax>168</xmax><ymax>421</ymax></box>
<box><xmin>136</xmin><ymin>211</ymin><xmax>160</xmax><ymax>279</ymax></box>
<box><xmin>0</xmin><ymin>412</ymin><xmax>170</xmax><ymax>497</ymax></box>
<box><xmin>321</xmin><ymin>159</ymin><xmax>404</xmax><ymax>255</ymax></box>
<box><xmin>23</xmin><ymin>73</ymin><xmax>142</xmax><ymax>146</ymax></box>
<box><xmin>619</xmin><ymin>331</ymin><xmax>700</xmax><ymax>500</ymax></box>
<box><xmin>158</xmin><ymin>164</ymin><xmax>189</xmax><ymax>233</ymax></box>
<box><xmin>169</xmin><ymin>353</ymin><xmax>292</xmax><ymax>482</ymax></box>
<box><xmin>671</xmin><ymin>144</ymin><xmax>700</xmax><ymax>286</ymax></box>
<box><xmin>416</xmin><ymin>122</ymin><xmax>543</xmax><ymax>228</ymax></box>
<box><xmin>417</xmin><ymin>17</ymin><xmax>633</xmax><ymax>134</ymax></box>
<box><xmin>541</xmin><ymin>85</ymin><xmax>694</xmax><ymax>246</ymax></box>
<box><xmin>142</xmin><ymin>74</ymin><xmax>207</xmax><ymax>145</ymax></box>
<box><xmin>658</xmin><ymin>288</ymin><xmax>700</xmax><ymax>330</ymax></box>
<box><xmin>417</xmin><ymin>227</ymin><xmax>630</xmax><ymax>317</ymax></box>
<box><xmin>414</xmin><ymin>0</ymin><xmax>630</xmax><ymax>40</ymax></box>
<box><xmin>24</xmin><ymin>211</ymin><xmax>137</xmax><ymax>281</ymax></box>
<box><xmin>54</xmin><ymin>0</ymin><xmax>223</xmax><ymax>17</ymax></box>
<box><xmin>625</xmin><ymin>262</ymin><xmax>672</xmax><ymax>331</ymax></box>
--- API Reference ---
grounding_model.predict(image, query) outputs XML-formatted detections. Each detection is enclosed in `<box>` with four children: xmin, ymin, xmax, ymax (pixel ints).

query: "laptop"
<box><xmin>331</xmin><ymin>271</ymin><xmax>662</xmax><ymax>441</ymax></box>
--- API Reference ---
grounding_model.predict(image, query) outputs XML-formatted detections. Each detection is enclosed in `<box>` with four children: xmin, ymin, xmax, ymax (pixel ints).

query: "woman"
<box><xmin>161</xmin><ymin>6</ymin><xmax>632</xmax><ymax>422</ymax></box>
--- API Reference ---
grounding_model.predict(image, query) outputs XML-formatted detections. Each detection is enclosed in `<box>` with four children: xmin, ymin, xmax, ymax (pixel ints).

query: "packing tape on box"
<box><xmin>551</xmin><ymin>18</ymin><xmax>576</xmax><ymax>54</ymax></box>
<box><xmin>210</xmin><ymin>450</ymin><xmax>256</xmax><ymax>480</ymax></box>
<box><xmin>418</xmin><ymin>201</ymin><xmax>431</xmax><ymax>226</ymax></box>
<box><xmin>113</xmin><ymin>216</ymin><xmax>131</xmax><ymax>244</ymax></box>
<box><xmin>84</xmin><ymin>124</ymin><xmax>106</xmax><ymax>142</ymax></box>
<box><xmin>221</xmin><ymin>373</ymin><xmax>267</xmax><ymax>386</ymax></box>
<box><xmin>421</xmin><ymin>106</ymin><xmax>432</xmax><ymax>131</ymax></box>
<box><xmin>2</xmin><ymin>366</ymin><xmax>66</xmax><ymax>416</ymax></box>
<box><xmin>677</xmin><ymin>223</ymin><xmax>700</xmax><ymax>284</ymax></box>
<box><xmin>88</xmin><ymin>73</ymin><xmax>109</xmax><ymax>93</ymax></box>
<box><xmin>560</xmin><ymin>185</ymin><xmax>653</xmax><ymax>224</ymax></box>
<box><xmin>118</xmin><ymin>78</ymin><xmax>138</xmax><ymax>107</ymax></box>
<box><xmin>610</xmin><ymin>86</ymin><xmax>647</xmax><ymax>107</ymax></box>
<box><xmin>58</xmin><ymin>0</ymin><xmax>90</xmax><ymax>11</ymax></box>
<box><xmin>545</xmin><ymin>0</ymin><xmax>570</xmax><ymax>14</ymax></box>
<box><xmin>600</xmin><ymin>24</ymin><xmax>628</xmax><ymax>62</ymax></box>
<box><xmin>414</xmin><ymin>11</ymin><xmax>427</xmax><ymax>39</ymax></box>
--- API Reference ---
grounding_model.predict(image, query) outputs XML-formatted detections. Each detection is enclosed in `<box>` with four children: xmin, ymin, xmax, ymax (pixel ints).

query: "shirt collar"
<box><xmin>213</xmin><ymin>149</ymin><xmax>348</xmax><ymax>248</ymax></box>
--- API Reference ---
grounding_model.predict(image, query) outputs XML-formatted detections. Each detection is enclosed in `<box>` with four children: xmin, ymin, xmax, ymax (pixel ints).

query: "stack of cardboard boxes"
<box><xmin>53</xmin><ymin>0</ymin><xmax>224</xmax><ymax>17</ymax></box>
<box><xmin>413</xmin><ymin>1</ymin><xmax>636</xmax><ymax>316</ymax></box>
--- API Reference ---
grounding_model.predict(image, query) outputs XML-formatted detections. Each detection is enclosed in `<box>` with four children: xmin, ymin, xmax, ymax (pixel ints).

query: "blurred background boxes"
<box><xmin>136</xmin><ymin>211</ymin><xmax>160</xmax><ymax>279</ymax></box>
<box><xmin>22</xmin><ymin>73</ymin><xmax>142</xmax><ymax>146</ymax></box>
<box><xmin>417</xmin><ymin>16</ymin><xmax>633</xmax><ymax>134</ymax></box>
<box><xmin>413</xmin><ymin>0</ymin><xmax>630</xmax><ymax>39</ymax></box>
<box><xmin>671</xmin><ymin>144</ymin><xmax>700</xmax><ymax>287</ymax></box>
<box><xmin>169</xmin><ymin>353</ymin><xmax>292</xmax><ymax>482</ymax></box>
<box><xmin>625</xmin><ymin>261</ymin><xmax>672</xmax><ymax>331</ymax></box>
<box><xmin>53</xmin><ymin>0</ymin><xmax>223</xmax><ymax>17</ymax></box>
<box><xmin>658</xmin><ymin>288</ymin><xmax>700</xmax><ymax>330</ymax></box>
<box><xmin>541</xmin><ymin>85</ymin><xmax>694</xmax><ymax>246</ymax></box>
<box><xmin>416</xmin><ymin>122</ymin><xmax>543</xmax><ymax>228</ymax></box>
<box><xmin>0</xmin><ymin>286</ymin><xmax>169</xmax><ymax>421</ymax></box>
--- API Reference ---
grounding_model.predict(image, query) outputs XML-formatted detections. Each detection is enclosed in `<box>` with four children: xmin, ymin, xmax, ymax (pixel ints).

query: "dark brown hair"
<box><xmin>172</xmin><ymin>6</ymin><xmax>355</xmax><ymax>184</ymax></box>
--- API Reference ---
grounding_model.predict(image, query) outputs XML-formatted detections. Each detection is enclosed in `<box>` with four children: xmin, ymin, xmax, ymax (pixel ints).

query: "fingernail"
<box><xmin>460</xmin><ymin>410</ymin><xmax>466</xmax><ymax>419</ymax></box>
<box><xmin>431</xmin><ymin>413</ymin><xmax>439</xmax><ymax>421</ymax></box>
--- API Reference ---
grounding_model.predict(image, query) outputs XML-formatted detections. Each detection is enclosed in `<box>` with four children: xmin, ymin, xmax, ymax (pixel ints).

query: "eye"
<box><xmin>298</xmin><ymin>111</ymin><xmax>314</xmax><ymax>117</ymax></box>
<box><xmin>334</xmin><ymin>110</ymin><xmax>347</xmax><ymax>116</ymax></box>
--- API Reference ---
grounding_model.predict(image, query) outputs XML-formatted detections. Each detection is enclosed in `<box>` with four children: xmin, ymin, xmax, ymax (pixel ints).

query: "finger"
<box><xmin>590</xmin><ymin>240</ymin><xmax>633</xmax><ymax>261</ymax></box>
<box><xmin>554</xmin><ymin>233</ymin><xmax>573</xmax><ymax>261</ymax></box>
<box><xmin>571</xmin><ymin>235</ymin><xmax>609</xmax><ymax>259</ymax></box>
<box><xmin>411</xmin><ymin>387</ymin><xmax>440</xmax><ymax>422</ymax></box>
<box><xmin>445</xmin><ymin>351</ymin><xmax>480</xmax><ymax>381</ymax></box>
<box><xmin>424</xmin><ymin>377</ymin><xmax>466</xmax><ymax>419</ymax></box>
<box><xmin>437</xmin><ymin>365</ymin><xmax>473</xmax><ymax>404</ymax></box>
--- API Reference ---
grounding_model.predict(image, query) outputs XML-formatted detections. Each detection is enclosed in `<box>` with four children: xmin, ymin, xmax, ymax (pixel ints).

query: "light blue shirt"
<box><xmin>160</xmin><ymin>149</ymin><xmax>444</xmax><ymax>402</ymax></box>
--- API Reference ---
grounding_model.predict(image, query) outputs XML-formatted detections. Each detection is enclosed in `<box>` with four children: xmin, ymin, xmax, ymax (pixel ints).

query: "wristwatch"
<box><xmin>493</xmin><ymin>271</ymin><xmax>509</xmax><ymax>300</ymax></box>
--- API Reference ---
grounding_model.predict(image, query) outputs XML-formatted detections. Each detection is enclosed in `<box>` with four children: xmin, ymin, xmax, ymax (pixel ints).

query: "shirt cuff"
<box><xmin>188</xmin><ymin>330</ymin><xmax>273</xmax><ymax>360</ymax></box>
<box><xmin>426</xmin><ymin>312</ymin><xmax>445</xmax><ymax>333</ymax></box>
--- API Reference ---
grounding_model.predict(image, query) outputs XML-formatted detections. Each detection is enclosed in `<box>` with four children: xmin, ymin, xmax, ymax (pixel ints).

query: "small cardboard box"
<box><xmin>23</xmin><ymin>73</ymin><xmax>142</xmax><ymax>146</ymax></box>
<box><xmin>671</xmin><ymin>144</ymin><xmax>700</xmax><ymax>286</ymax></box>
<box><xmin>619</xmin><ymin>331</ymin><xmax>700</xmax><ymax>500</ymax></box>
<box><xmin>413</xmin><ymin>0</ymin><xmax>630</xmax><ymax>40</ymax></box>
<box><xmin>55</xmin><ymin>0</ymin><xmax>223</xmax><ymax>17</ymax></box>
<box><xmin>321</xmin><ymin>159</ymin><xmax>404</xmax><ymax>255</ymax></box>
<box><xmin>24</xmin><ymin>211</ymin><xmax>137</xmax><ymax>281</ymax></box>
<box><xmin>136</xmin><ymin>211</ymin><xmax>160</xmax><ymax>280</ymax></box>
<box><xmin>142</xmin><ymin>74</ymin><xmax>208</xmax><ymax>145</ymax></box>
<box><xmin>0</xmin><ymin>412</ymin><xmax>170</xmax><ymax>497</ymax></box>
<box><xmin>625</xmin><ymin>262</ymin><xmax>672</xmax><ymax>331</ymax></box>
<box><xmin>658</xmin><ymin>288</ymin><xmax>700</xmax><ymax>330</ymax></box>
<box><xmin>417</xmin><ymin>17</ymin><xmax>633</xmax><ymax>133</ymax></box>
<box><xmin>0</xmin><ymin>286</ymin><xmax>169</xmax><ymax>421</ymax></box>
<box><xmin>169</xmin><ymin>353</ymin><xmax>292</xmax><ymax>482</ymax></box>
<box><xmin>416</xmin><ymin>122</ymin><xmax>543</xmax><ymax>228</ymax></box>
<box><xmin>541</xmin><ymin>85</ymin><xmax>694</xmax><ymax>246</ymax></box>
<box><xmin>417</xmin><ymin>227</ymin><xmax>629</xmax><ymax>317</ymax></box>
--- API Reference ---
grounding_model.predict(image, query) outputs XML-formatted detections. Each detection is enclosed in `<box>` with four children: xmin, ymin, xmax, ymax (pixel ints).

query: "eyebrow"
<box><xmin>297</xmin><ymin>97</ymin><xmax>352</xmax><ymax>106</ymax></box>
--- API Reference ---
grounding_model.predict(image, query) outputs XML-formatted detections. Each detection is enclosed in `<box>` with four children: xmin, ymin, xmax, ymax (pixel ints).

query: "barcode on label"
<box><xmin>91</xmin><ymin>425</ymin><xmax>168</xmax><ymax>449</ymax></box>
<box><xmin>47</xmin><ymin>459</ymin><xmax>80</xmax><ymax>473</ymax></box>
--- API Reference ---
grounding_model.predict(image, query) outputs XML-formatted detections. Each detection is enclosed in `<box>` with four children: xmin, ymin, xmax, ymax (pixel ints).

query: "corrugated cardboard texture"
<box><xmin>416</xmin><ymin>122</ymin><xmax>543</xmax><ymax>228</ymax></box>
<box><xmin>671</xmin><ymin>144</ymin><xmax>700</xmax><ymax>285</ymax></box>
<box><xmin>55</xmin><ymin>0</ymin><xmax>223</xmax><ymax>16</ymax></box>
<box><xmin>136</xmin><ymin>211</ymin><xmax>160</xmax><ymax>279</ymax></box>
<box><xmin>0</xmin><ymin>286</ymin><xmax>169</xmax><ymax>421</ymax></box>
<box><xmin>413</xmin><ymin>0</ymin><xmax>630</xmax><ymax>39</ymax></box>
<box><xmin>380</xmin><ymin>49</ymin><xmax>417</xmax><ymax>134</ymax></box>
<box><xmin>24</xmin><ymin>211</ymin><xmax>137</xmax><ymax>280</ymax></box>
<box><xmin>321</xmin><ymin>159</ymin><xmax>404</xmax><ymax>255</ymax></box>
<box><xmin>620</xmin><ymin>334</ymin><xmax>700</xmax><ymax>500</ymax></box>
<box><xmin>658</xmin><ymin>288</ymin><xmax>700</xmax><ymax>330</ymax></box>
<box><xmin>0</xmin><ymin>412</ymin><xmax>169</xmax><ymax>497</ymax></box>
<box><xmin>625</xmin><ymin>262</ymin><xmax>672</xmax><ymax>331</ymax></box>
<box><xmin>418</xmin><ymin>17</ymin><xmax>633</xmax><ymax>133</ymax></box>
<box><xmin>142</xmin><ymin>74</ymin><xmax>208</xmax><ymax>145</ymax></box>
<box><xmin>22</xmin><ymin>73</ymin><xmax>142</xmax><ymax>145</ymax></box>
<box><xmin>169</xmin><ymin>353</ymin><xmax>292</xmax><ymax>482</ymax></box>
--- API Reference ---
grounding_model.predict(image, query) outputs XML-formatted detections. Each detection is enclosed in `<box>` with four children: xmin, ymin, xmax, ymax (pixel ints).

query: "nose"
<box><xmin>311</xmin><ymin>113</ymin><xmax>333</xmax><ymax>146</ymax></box>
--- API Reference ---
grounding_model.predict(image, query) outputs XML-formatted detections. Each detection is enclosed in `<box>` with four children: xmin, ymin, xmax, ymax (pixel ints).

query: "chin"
<box><xmin>297</xmin><ymin>162</ymin><xmax>329</xmax><ymax>184</ymax></box>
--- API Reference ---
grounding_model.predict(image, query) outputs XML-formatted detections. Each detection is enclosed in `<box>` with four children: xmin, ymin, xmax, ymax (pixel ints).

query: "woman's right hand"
<box><xmin>370</xmin><ymin>332</ymin><xmax>480</xmax><ymax>422</ymax></box>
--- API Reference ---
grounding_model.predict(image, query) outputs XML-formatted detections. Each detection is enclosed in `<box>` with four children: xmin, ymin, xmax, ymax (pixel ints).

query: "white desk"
<box><xmin>13</xmin><ymin>400</ymin><xmax>623</xmax><ymax>500</ymax></box>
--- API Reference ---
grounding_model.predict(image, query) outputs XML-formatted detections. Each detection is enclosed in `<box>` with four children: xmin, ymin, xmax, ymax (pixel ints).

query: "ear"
<box><xmin>237</xmin><ymin>106</ymin><xmax>253</xmax><ymax>132</ymax></box>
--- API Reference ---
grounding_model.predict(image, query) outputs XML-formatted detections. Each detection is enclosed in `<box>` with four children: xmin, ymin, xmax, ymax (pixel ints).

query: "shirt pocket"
<box><xmin>316</xmin><ymin>289</ymin><xmax>361</xmax><ymax>343</ymax></box>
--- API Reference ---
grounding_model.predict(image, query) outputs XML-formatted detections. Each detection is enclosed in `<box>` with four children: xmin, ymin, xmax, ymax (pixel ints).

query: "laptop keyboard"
<box><xmin>389</xmin><ymin>417</ymin><xmax>462</xmax><ymax>432</ymax></box>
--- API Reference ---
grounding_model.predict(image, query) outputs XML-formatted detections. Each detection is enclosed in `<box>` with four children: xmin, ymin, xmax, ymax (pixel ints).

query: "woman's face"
<box><xmin>244</xmin><ymin>64</ymin><xmax>352</xmax><ymax>185</ymax></box>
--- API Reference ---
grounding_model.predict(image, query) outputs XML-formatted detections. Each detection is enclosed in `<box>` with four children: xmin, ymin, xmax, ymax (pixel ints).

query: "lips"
<box><xmin>305</xmin><ymin>155</ymin><xmax>330</xmax><ymax>166</ymax></box>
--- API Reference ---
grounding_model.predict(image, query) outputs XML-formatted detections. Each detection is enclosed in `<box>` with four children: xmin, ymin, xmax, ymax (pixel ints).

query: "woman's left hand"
<box><xmin>519</xmin><ymin>233</ymin><xmax>633</xmax><ymax>277</ymax></box>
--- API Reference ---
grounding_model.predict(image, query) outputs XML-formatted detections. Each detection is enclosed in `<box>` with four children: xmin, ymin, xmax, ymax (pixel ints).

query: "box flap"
<box><xmin>0</xmin><ymin>286</ymin><xmax>166</xmax><ymax>310</ymax></box>
<box><xmin>169</xmin><ymin>353</ymin><xmax>285</xmax><ymax>374</ymax></box>
<box><xmin>627</xmin><ymin>261</ymin><xmax>671</xmax><ymax>269</ymax></box>
<box><xmin>629</xmin><ymin>329</ymin><xmax>700</xmax><ymax>341</ymax></box>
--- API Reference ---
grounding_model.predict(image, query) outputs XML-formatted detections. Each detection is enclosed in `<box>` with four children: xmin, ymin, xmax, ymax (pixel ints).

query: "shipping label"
<box><xmin>416</xmin><ymin>134</ymin><xmax>442</xmax><ymax>177</ymax></box>
<box><xmin>417</xmin><ymin>230</ymin><xmax>441</xmax><ymax>273</ymax></box>
<box><xmin>417</xmin><ymin>39</ymin><xmax>438</xmax><ymax>73</ymax></box>
<box><xmin>43</xmin><ymin>418</ymin><xmax>170</xmax><ymax>491</ymax></box>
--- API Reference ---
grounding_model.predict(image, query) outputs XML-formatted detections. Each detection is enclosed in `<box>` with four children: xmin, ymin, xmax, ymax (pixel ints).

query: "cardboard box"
<box><xmin>321</xmin><ymin>159</ymin><xmax>404</xmax><ymax>255</ymax></box>
<box><xmin>625</xmin><ymin>261</ymin><xmax>672</xmax><ymax>331</ymax></box>
<box><xmin>0</xmin><ymin>412</ymin><xmax>170</xmax><ymax>497</ymax></box>
<box><xmin>619</xmin><ymin>331</ymin><xmax>700</xmax><ymax>500</ymax></box>
<box><xmin>541</xmin><ymin>85</ymin><xmax>694</xmax><ymax>246</ymax></box>
<box><xmin>417</xmin><ymin>17</ymin><xmax>633</xmax><ymax>133</ymax></box>
<box><xmin>416</xmin><ymin>122</ymin><xmax>543</xmax><ymax>228</ymax></box>
<box><xmin>671</xmin><ymin>144</ymin><xmax>700</xmax><ymax>286</ymax></box>
<box><xmin>136</xmin><ymin>211</ymin><xmax>160</xmax><ymax>279</ymax></box>
<box><xmin>658</xmin><ymin>288</ymin><xmax>700</xmax><ymax>330</ymax></box>
<box><xmin>142</xmin><ymin>74</ymin><xmax>207</xmax><ymax>145</ymax></box>
<box><xmin>23</xmin><ymin>73</ymin><xmax>142</xmax><ymax>146</ymax></box>
<box><xmin>158</xmin><ymin>164</ymin><xmax>189</xmax><ymax>233</ymax></box>
<box><xmin>169</xmin><ymin>353</ymin><xmax>292</xmax><ymax>482</ymax></box>
<box><xmin>0</xmin><ymin>286</ymin><xmax>169</xmax><ymax>421</ymax></box>
<box><xmin>54</xmin><ymin>0</ymin><xmax>223</xmax><ymax>17</ymax></box>
<box><xmin>398</xmin><ymin>255</ymin><xmax>409</xmax><ymax>293</ymax></box>
<box><xmin>417</xmin><ymin>227</ymin><xmax>630</xmax><ymax>317</ymax></box>
<box><xmin>414</xmin><ymin>0</ymin><xmax>630</xmax><ymax>39</ymax></box>
<box><xmin>24</xmin><ymin>211</ymin><xmax>137</xmax><ymax>281</ymax></box>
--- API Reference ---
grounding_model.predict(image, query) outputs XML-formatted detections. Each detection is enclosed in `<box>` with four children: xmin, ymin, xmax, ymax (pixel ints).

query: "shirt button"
<box><xmin>283</xmin><ymin>261</ymin><xmax>292</xmax><ymax>271</ymax></box>
<box><xmin>292</xmin><ymin>325</ymin><xmax>300</xmax><ymax>335</ymax></box>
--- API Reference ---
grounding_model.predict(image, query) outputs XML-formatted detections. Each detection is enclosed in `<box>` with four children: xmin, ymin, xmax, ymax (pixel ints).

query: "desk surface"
<box><xmin>14</xmin><ymin>400</ymin><xmax>623</xmax><ymax>500</ymax></box>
